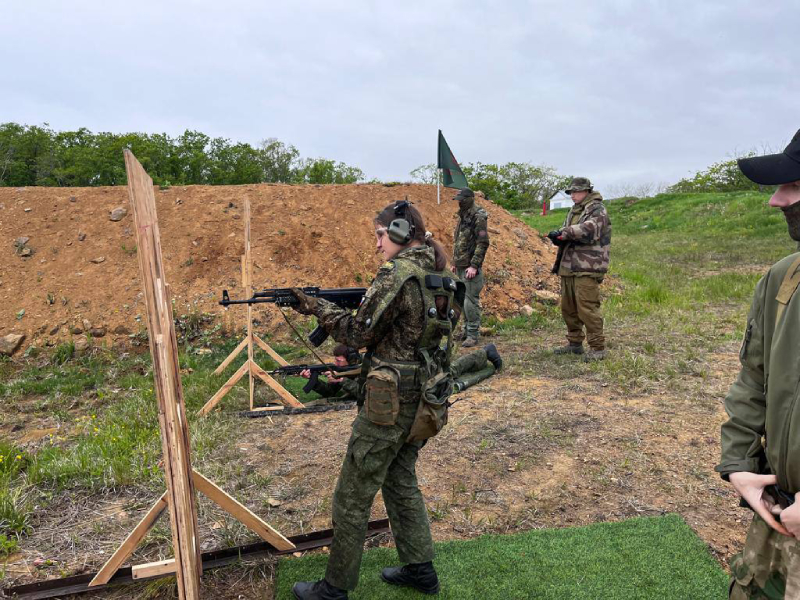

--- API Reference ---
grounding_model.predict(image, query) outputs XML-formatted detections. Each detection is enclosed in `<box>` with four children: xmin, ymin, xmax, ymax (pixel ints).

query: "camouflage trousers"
<box><xmin>729</xmin><ymin>515</ymin><xmax>800</xmax><ymax>599</ymax></box>
<box><xmin>560</xmin><ymin>275</ymin><xmax>605</xmax><ymax>350</ymax></box>
<box><xmin>457</xmin><ymin>267</ymin><xmax>484</xmax><ymax>340</ymax></box>
<box><xmin>325</xmin><ymin>402</ymin><xmax>434</xmax><ymax>590</ymax></box>
<box><xmin>451</xmin><ymin>348</ymin><xmax>495</xmax><ymax>391</ymax></box>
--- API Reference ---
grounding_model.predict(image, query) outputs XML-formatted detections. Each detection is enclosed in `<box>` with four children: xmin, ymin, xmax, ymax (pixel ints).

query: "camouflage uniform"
<box><xmin>306</xmin><ymin>245</ymin><xmax>444</xmax><ymax>591</ymax></box>
<box><xmin>451</xmin><ymin>348</ymin><xmax>495</xmax><ymax>392</ymax></box>
<box><xmin>453</xmin><ymin>200</ymin><xmax>490</xmax><ymax>341</ymax></box>
<box><xmin>557</xmin><ymin>190</ymin><xmax>611</xmax><ymax>350</ymax></box>
<box><xmin>716</xmin><ymin>252</ymin><xmax>800</xmax><ymax>599</ymax></box>
<box><xmin>308</xmin><ymin>376</ymin><xmax>360</xmax><ymax>402</ymax></box>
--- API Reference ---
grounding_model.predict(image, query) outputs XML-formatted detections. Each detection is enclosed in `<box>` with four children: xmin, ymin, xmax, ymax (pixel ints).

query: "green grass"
<box><xmin>275</xmin><ymin>514</ymin><xmax>728</xmax><ymax>599</ymax></box>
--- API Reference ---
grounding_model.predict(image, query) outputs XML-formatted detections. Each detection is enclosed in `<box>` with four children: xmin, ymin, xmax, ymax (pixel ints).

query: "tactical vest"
<box><xmin>365</xmin><ymin>256</ymin><xmax>464</xmax><ymax>373</ymax></box>
<box><xmin>360</xmin><ymin>256</ymin><xmax>466</xmax><ymax>442</ymax></box>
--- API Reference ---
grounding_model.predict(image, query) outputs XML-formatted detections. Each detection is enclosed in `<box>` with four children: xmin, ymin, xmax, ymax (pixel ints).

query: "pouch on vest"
<box><xmin>407</xmin><ymin>371</ymin><xmax>452</xmax><ymax>443</ymax></box>
<box><xmin>364</xmin><ymin>366</ymin><xmax>400</xmax><ymax>426</ymax></box>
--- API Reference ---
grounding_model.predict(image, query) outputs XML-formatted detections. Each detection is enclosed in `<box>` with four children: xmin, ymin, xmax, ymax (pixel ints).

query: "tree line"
<box><xmin>410</xmin><ymin>162</ymin><xmax>571</xmax><ymax>210</ymax></box>
<box><xmin>0</xmin><ymin>123</ymin><xmax>365</xmax><ymax>187</ymax></box>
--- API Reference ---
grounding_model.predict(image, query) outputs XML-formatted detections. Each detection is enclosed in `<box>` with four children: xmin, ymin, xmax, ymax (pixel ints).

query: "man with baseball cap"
<box><xmin>716</xmin><ymin>129</ymin><xmax>800</xmax><ymax>599</ymax></box>
<box><xmin>547</xmin><ymin>177</ymin><xmax>612</xmax><ymax>361</ymax></box>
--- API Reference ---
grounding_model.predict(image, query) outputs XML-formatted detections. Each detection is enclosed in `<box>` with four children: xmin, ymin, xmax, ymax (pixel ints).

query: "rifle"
<box><xmin>269</xmin><ymin>363</ymin><xmax>362</xmax><ymax>394</ymax></box>
<box><xmin>219</xmin><ymin>287</ymin><xmax>367</xmax><ymax>346</ymax></box>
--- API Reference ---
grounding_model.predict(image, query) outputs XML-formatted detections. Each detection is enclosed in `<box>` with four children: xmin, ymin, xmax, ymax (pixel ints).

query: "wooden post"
<box><xmin>202</xmin><ymin>196</ymin><xmax>302</xmax><ymax>414</ymax></box>
<box><xmin>92</xmin><ymin>153</ymin><xmax>293</xmax><ymax>589</ymax></box>
<box><xmin>121</xmin><ymin>150</ymin><xmax>201</xmax><ymax>599</ymax></box>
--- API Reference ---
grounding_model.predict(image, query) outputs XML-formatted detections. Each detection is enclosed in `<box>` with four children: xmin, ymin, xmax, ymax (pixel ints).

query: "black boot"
<box><xmin>292</xmin><ymin>579</ymin><xmax>348</xmax><ymax>600</ymax></box>
<box><xmin>484</xmin><ymin>343</ymin><xmax>503</xmax><ymax>371</ymax></box>
<box><xmin>381</xmin><ymin>561</ymin><xmax>440</xmax><ymax>595</ymax></box>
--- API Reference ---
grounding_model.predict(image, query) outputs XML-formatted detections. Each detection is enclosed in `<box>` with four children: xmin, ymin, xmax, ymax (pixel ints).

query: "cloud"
<box><xmin>2</xmin><ymin>0</ymin><xmax>798</xmax><ymax>189</ymax></box>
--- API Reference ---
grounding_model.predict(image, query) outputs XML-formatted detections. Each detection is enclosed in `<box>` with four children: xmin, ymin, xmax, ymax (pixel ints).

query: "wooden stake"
<box><xmin>213</xmin><ymin>337</ymin><xmax>248</xmax><ymax>375</ymax></box>
<box><xmin>122</xmin><ymin>150</ymin><xmax>201</xmax><ymax>599</ymax></box>
<box><xmin>193</xmin><ymin>471</ymin><xmax>293</xmax><ymax>550</ymax></box>
<box><xmin>198</xmin><ymin>360</ymin><xmax>249</xmax><ymax>416</ymax></box>
<box><xmin>254</xmin><ymin>335</ymin><xmax>289</xmax><ymax>366</ymax></box>
<box><xmin>89</xmin><ymin>492</ymin><xmax>168</xmax><ymax>586</ymax></box>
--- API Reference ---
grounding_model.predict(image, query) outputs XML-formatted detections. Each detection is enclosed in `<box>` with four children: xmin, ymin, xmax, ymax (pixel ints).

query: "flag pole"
<box><xmin>437</xmin><ymin>168</ymin><xmax>441</xmax><ymax>205</ymax></box>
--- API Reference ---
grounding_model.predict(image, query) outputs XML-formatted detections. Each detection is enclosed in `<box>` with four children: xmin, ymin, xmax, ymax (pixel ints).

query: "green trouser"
<box><xmin>325</xmin><ymin>402</ymin><xmax>434</xmax><ymax>590</ymax></box>
<box><xmin>729</xmin><ymin>514</ymin><xmax>800</xmax><ymax>599</ymax></box>
<box><xmin>451</xmin><ymin>349</ymin><xmax>495</xmax><ymax>391</ymax></box>
<box><xmin>560</xmin><ymin>275</ymin><xmax>605</xmax><ymax>350</ymax></box>
<box><xmin>457</xmin><ymin>267</ymin><xmax>484</xmax><ymax>340</ymax></box>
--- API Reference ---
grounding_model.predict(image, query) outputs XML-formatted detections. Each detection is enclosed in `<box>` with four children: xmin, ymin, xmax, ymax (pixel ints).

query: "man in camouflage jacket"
<box><xmin>451</xmin><ymin>188</ymin><xmax>490</xmax><ymax>347</ymax></box>
<box><xmin>715</xmin><ymin>130</ymin><xmax>800</xmax><ymax>600</ymax></box>
<box><xmin>548</xmin><ymin>177</ymin><xmax>611</xmax><ymax>361</ymax></box>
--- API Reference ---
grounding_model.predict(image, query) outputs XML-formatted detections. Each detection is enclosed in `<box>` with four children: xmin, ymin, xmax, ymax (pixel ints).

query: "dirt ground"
<box><xmin>0</xmin><ymin>183</ymin><xmax>556</xmax><ymax>353</ymax></box>
<box><xmin>2</xmin><ymin>332</ymin><xmax>748</xmax><ymax>599</ymax></box>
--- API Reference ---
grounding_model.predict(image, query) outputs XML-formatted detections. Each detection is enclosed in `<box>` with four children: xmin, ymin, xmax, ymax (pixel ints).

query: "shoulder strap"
<box><xmin>775</xmin><ymin>255</ymin><xmax>800</xmax><ymax>328</ymax></box>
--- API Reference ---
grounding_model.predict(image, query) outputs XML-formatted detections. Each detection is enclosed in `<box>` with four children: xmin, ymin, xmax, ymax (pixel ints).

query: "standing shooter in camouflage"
<box><xmin>715</xmin><ymin>129</ymin><xmax>800</xmax><ymax>600</ymax></box>
<box><xmin>451</xmin><ymin>187</ymin><xmax>490</xmax><ymax>348</ymax></box>
<box><xmin>548</xmin><ymin>177</ymin><xmax>611</xmax><ymax>361</ymax></box>
<box><xmin>289</xmin><ymin>200</ymin><xmax>460</xmax><ymax>600</ymax></box>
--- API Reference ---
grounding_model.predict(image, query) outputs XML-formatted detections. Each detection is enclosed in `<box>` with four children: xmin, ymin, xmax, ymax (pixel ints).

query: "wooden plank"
<box><xmin>192</xmin><ymin>471</ymin><xmax>294</xmax><ymax>551</ymax></box>
<box><xmin>250</xmin><ymin>361</ymin><xmax>304</xmax><ymax>408</ymax></box>
<box><xmin>244</xmin><ymin>198</ymin><xmax>255</xmax><ymax>410</ymax></box>
<box><xmin>89</xmin><ymin>493</ymin><xmax>168</xmax><ymax>586</ymax></box>
<box><xmin>124</xmin><ymin>150</ymin><xmax>202</xmax><ymax>599</ymax></box>
<box><xmin>198</xmin><ymin>360</ymin><xmax>249</xmax><ymax>416</ymax></box>
<box><xmin>132</xmin><ymin>558</ymin><xmax>176</xmax><ymax>580</ymax></box>
<box><xmin>250</xmin><ymin>406</ymin><xmax>285</xmax><ymax>412</ymax></box>
<box><xmin>213</xmin><ymin>337</ymin><xmax>248</xmax><ymax>375</ymax></box>
<box><xmin>254</xmin><ymin>335</ymin><xmax>290</xmax><ymax>367</ymax></box>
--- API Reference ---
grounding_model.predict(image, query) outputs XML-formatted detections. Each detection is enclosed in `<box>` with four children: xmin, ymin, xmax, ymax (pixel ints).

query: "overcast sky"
<box><xmin>2</xmin><ymin>0</ymin><xmax>798</xmax><ymax>191</ymax></box>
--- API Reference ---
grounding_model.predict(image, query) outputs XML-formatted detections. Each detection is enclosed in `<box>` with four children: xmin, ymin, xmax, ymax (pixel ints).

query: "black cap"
<box><xmin>455</xmin><ymin>187</ymin><xmax>474</xmax><ymax>198</ymax></box>
<box><xmin>738</xmin><ymin>129</ymin><xmax>800</xmax><ymax>185</ymax></box>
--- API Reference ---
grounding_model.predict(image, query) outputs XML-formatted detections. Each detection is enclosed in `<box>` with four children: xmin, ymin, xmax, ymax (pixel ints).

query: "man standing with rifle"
<box><xmin>547</xmin><ymin>177</ymin><xmax>611</xmax><ymax>361</ymax></box>
<box><xmin>716</xmin><ymin>129</ymin><xmax>800</xmax><ymax>599</ymax></box>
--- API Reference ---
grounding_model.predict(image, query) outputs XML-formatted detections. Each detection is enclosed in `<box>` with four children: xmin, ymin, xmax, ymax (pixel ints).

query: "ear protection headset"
<box><xmin>387</xmin><ymin>198</ymin><xmax>416</xmax><ymax>245</ymax></box>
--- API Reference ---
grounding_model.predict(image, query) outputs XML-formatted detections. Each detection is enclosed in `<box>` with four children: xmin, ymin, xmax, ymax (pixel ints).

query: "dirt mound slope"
<box><xmin>0</xmin><ymin>183</ymin><xmax>557</xmax><ymax>351</ymax></box>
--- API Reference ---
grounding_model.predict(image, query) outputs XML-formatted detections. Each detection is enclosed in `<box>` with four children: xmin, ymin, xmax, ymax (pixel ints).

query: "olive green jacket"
<box><xmin>716</xmin><ymin>252</ymin><xmax>800</xmax><ymax>494</ymax></box>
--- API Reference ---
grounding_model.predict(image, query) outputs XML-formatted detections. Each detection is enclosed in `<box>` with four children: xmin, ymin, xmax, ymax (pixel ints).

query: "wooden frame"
<box><xmin>90</xmin><ymin>152</ymin><xmax>293</xmax><ymax>594</ymax></box>
<box><xmin>198</xmin><ymin>197</ymin><xmax>303</xmax><ymax>415</ymax></box>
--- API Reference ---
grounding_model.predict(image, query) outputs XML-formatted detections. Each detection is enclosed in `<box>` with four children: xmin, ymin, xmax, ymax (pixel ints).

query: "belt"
<box><xmin>370</xmin><ymin>356</ymin><xmax>423</xmax><ymax>400</ymax></box>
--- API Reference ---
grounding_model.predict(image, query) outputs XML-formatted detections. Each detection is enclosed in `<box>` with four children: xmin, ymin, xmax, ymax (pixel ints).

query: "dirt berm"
<box><xmin>0</xmin><ymin>183</ymin><xmax>558</xmax><ymax>352</ymax></box>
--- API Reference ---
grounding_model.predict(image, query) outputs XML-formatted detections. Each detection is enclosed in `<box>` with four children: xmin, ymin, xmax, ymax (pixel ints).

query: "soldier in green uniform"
<box><xmin>289</xmin><ymin>200</ymin><xmax>460</xmax><ymax>599</ymax></box>
<box><xmin>548</xmin><ymin>177</ymin><xmax>611</xmax><ymax>361</ymax></box>
<box><xmin>300</xmin><ymin>344</ymin><xmax>361</xmax><ymax>403</ymax></box>
<box><xmin>451</xmin><ymin>343</ymin><xmax>503</xmax><ymax>393</ymax></box>
<box><xmin>715</xmin><ymin>129</ymin><xmax>800</xmax><ymax>599</ymax></box>
<box><xmin>451</xmin><ymin>187</ymin><xmax>490</xmax><ymax>348</ymax></box>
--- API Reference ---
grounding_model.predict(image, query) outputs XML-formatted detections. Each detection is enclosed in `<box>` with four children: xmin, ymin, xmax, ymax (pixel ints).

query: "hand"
<box><xmin>547</xmin><ymin>230</ymin><xmax>564</xmax><ymax>246</ymax></box>
<box><xmin>777</xmin><ymin>499</ymin><xmax>800</xmax><ymax>538</ymax></box>
<box><xmin>325</xmin><ymin>371</ymin><xmax>344</xmax><ymax>383</ymax></box>
<box><xmin>451</xmin><ymin>265</ymin><xmax>457</xmax><ymax>274</ymax></box>
<box><xmin>300</xmin><ymin>369</ymin><xmax>311</xmax><ymax>379</ymax></box>
<box><xmin>290</xmin><ymin>287</ymin><xmax>317</xmax><ymax>315</ymax></box>
<box><xmin>465</xmin><ymin>266</ymin><xmax>478</xmax><ymax>279</ymax></box>
<box><xmin>729</xmin><ymin>472</ymin><xmax>792</xmax><ymax>536</ymax></box>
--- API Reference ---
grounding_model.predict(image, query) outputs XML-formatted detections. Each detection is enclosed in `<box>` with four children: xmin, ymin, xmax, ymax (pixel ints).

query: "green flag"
<box><xmin>437</xmin><ymin>130</ymin><xmax>468</xmax><ymax>189</ymax></box>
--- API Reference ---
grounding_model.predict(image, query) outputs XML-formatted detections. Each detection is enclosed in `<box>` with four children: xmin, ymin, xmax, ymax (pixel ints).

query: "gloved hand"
<box><xmin>547</xmin><ymin>230</ymin><xmax>565</xmax><ymax>246</ymax></box>
<box><xmin>290</xmin><ymin>288</ymin><xmax>318</xmax><ymax>315</ymax></box>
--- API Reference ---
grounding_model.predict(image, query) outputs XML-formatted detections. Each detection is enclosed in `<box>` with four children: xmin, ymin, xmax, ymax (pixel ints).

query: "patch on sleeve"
<box><xmin>380</xmin><ymin>261</ymin><xmax>395</xmax><ymax>271</ymax></box>
<box><xmin>478</xmin><ymin>230</ymin><xmax>487</xmax><ymax>237</ymax></box>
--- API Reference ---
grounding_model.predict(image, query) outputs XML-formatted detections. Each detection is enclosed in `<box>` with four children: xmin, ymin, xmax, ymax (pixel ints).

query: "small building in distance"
<box><xmin>549</xmin><ymin>191</ymin><xmax>572</xmax><ymax>211</ymax></box>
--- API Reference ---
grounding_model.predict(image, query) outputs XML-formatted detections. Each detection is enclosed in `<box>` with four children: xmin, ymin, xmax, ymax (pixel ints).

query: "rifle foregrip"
<box><xmin>308</xmin><ymin>326</ymin><xmax>329</xmax><ymax>347</ymax></box>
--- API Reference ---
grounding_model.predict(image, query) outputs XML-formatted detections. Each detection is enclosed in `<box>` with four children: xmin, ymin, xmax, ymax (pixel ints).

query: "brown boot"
<box><xmin>553</xmin><ymin>343</ymin><xmax>584</xmax><ymax>355</ymax></box>
<box><xmin>584</xmin><ymin>349</ymin><xmax>607</xmax><ymax>361</ymax></box>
